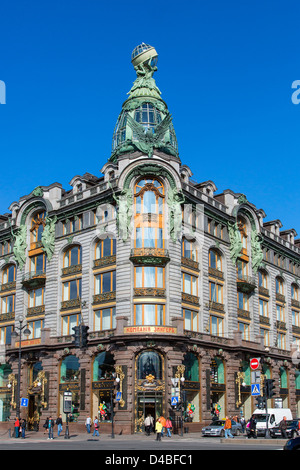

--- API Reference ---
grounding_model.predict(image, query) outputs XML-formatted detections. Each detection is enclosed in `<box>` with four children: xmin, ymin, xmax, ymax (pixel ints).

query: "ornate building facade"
<box><xmin>0</xmin><ymin>43</ymin><xmax>300</xmax><ymax>433</ymax></box>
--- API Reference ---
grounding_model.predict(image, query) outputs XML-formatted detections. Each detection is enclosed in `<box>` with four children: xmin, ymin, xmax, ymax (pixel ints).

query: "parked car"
<box><xmin>202</xmin><ymin>419</ymin><xmax>243</xmax><ymax>437</ymax></box>
<box><xmin>284</xmin><ymin>436</ymin><xmax>300</xmax><ymax>451</ymax></box>
<box><xmin>270</xmin><ymin>419</ymin><xmax>300</xmax><ymax>439</ymax></box>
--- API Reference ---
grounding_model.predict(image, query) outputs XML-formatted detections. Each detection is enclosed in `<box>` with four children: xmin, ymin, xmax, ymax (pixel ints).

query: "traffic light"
<box><xmin>255</xmin><ymin>396</ymin><xmax>265</xmax><ymax>409</ymax></box>
<box><xmin>81</xmin><ymin>325</ymin><xmax>89</xmax><ymax>348</ymax></box>
<box><xmin>266</xmin><ymin>379</ymin><xmax>276</xmax><ymax>399</ymax></box>
<box><xmin>72</xmin><ymin>325</ymin><xmax>81</xmax><ymax>348</ymax></box>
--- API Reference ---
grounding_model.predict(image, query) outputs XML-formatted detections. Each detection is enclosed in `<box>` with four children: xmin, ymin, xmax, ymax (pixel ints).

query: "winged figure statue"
<box><xmin>126</xmin><ymin>112</ymin><xmax>173</xmax><ymax>157</ymax></box>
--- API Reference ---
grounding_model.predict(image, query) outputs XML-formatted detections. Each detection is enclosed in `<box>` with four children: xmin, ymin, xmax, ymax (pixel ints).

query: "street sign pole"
<box><xmin>63</xmin><ymin>391</ymin><xmax>72</xmax><ymax>439</ymax></box>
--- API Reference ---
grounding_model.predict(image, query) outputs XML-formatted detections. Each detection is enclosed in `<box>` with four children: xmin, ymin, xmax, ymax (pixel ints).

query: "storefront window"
<box><xmin>60</xmin><ymin>355</ymin><xmax>80</xmax><ymax>383</ymax></box>
<box><xmin>137</xmin><ymin>351</ymin><xmax>162</xmax><ymax>380</ymax></box>
<box><xmin>0</xmin><ymin>364</ymin><xmax>12</xmax><ymax>422</ymax></box>
<box><xmin>93</xmin><ymin>352</ymin><xmax>115</xmax><ymax>381</ymax></box>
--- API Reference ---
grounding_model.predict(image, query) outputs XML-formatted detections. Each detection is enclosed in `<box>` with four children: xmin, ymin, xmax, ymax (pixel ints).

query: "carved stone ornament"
<box><xmin>251</xmin><ymin>229</ymin><xmax>264</xmax><ymax>274</ymax></box>
<box><xmin>11</xmin><ymin>224</ymin><xmax>27</xmax><ymax>269</ymax></box>
<box><xmin>41</xmin><ymin>215</ymin><xmax>57</xmax><ymax>261</ymax></box>
<box><xmin>228</xmin><ymin>220</ymin><xmax>243</xmax><ymax>265</ymax></box>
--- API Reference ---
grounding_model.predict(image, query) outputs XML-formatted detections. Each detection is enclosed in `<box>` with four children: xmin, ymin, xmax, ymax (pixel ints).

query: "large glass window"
<box><xmin>95</xmin><ymin>271</ymin><xmax>116</xmax><ymax>294</ymax></box>
<box><xmin>209</xmin><ymin>281</ymin><xmax>223</xmax><ymax>303</ymax></box>
<box><xmin>94</xmin><ymin>307</ymin><xmax>116</xmax><ymax>331</ymax></box>
<box><xmin>29</xmin><ymin>287</ymin><xmax>44</xmax><ymax>307</ymax></box>
<box><xmin>30</xmin><ymin>254</ymin><xmax>46</xmax><ymax>274</ymax></box>
<box><xmin>135</xmin><ymin>304</ymin><xmax>164</xmax><ymax>326</ymax></box>
<box><xmin>62</xmin><ymin>279</ymin><xmax>82</xmax><ymax>301</ymax></box>
<box><xmin>0</xmin><ymin>326</ymin><xmax>12</xmax><ymax>345</ymax></box>
<box><xmin>134</xmin><ymin>178</ymin><xmax>164</xmax><ymax>249</ymax></box>
<box><xmin>182</xmin><ymin>308</ymin><xmax>198</xmax><ymax>331</ymax></box>
<box><xmin>27</xmin><ymin>320</ymin><xmax>43</xmax><ymax>339</ymax></box>
<box><xmin>30</xmin><ymin>211</ymin><xmax>46</xmax><ymax>247</ymax></box>
<box><xmin>1</xmin><ymin>295</ymin><xmax>14</xmax><ymax>314</ymax></box>
<box><xmin>181</xmin><ymin>272</ymin><xmax>198</xmax><ymax>296</ymax></box>
<box><xmin>135</xmin><ymin>266</ymin><xmax>164</xmax><ymax>288</ymax></box>
<box><xmin>62</xmin><ymin>314</ymin><xmax>81</xmax><ymax>336</ymax></box>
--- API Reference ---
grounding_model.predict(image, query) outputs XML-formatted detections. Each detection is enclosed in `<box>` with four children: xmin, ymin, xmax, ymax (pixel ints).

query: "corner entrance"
<box><xmin>135</xmin><ymin>392</ymin><xmax>163</xmax><ymax>433</ymax></box>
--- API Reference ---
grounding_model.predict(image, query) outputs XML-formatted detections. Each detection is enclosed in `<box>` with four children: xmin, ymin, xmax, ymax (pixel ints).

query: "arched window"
<box><xmin>209</xmin><ymin>248</ymin><xmax>222</xmax><ymax>272</ymax></box>
<box><xmin>182</xmin><ymin>238</ymin><xmax>197</xmax><ymax>261</ymax></box>
<box><xmin>95</xmin><ymin>238</ymin><xmax>116</xmax><ymax>259</ymax></box>
<box><xmin>137</xmin><ymin>351</ymin><xmax>162</xmax><ymax>380</ymax></box>
<box><xmin>63</xmin><ymin>246</ymin><xmax>82</xmax><ymax>268</ymax></box>
<box><xmin>291</xmin><ymin>283</ymin><xmax>299</xmax><ymax>301</ymax></box>
<box><xmin>258</xmin><ymin>270</ymin><xmax>268</xmax><ymax>289</ymax></box>
<box><xmin>93</xmin><ymin>351</ymin><xmax>115</xmax><ymax>381</ymax></box>
<box><xmin>134</xmin><ymin>178</ymin><xmax>164</xmax><ymax>249</ymax></box>
<box><xmin>237</xmin><ymin>217</ymin><xmax>248</xmax><ymax>252</ymax></box>
<box><xmin>30</xmin><ymin>211</ymin><xmax>46</xmax><ymax>248</ymax></box>
<box><xmin>275</xmin><ymin>276</ymin><xmax>284</xmax><ymax>295</ymax></box>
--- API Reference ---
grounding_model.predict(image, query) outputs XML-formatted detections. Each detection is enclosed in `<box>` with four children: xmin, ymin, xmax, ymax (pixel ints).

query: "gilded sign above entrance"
<box><xmin>124</xmin><ymin>326</ymin><xmax>177</xmax><ymax>334</ymax></box>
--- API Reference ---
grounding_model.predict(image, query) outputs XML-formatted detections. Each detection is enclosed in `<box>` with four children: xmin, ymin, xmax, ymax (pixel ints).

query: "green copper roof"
<box><xmin>110</xmin><ymin>44</ymin><xmax>179</xmax><ymax>161</ymax></box>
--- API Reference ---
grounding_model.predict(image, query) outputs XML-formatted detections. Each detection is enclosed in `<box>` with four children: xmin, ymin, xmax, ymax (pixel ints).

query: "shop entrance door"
<box><xmin>135</xmin><ymin>392</ymin><xmax>163</xmax><ymax>433</ymax></box>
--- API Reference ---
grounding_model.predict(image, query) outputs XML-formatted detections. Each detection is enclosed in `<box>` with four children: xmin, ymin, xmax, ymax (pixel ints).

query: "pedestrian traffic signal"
<box><xmin>266</xmin><ymin>379</ymin><xmax>276</xmax><ymax>399</ymax></box>
<box><xmin>81</xmin><ymin>325</ymin><xmax>89</xmax><ymax>348</ymax></box>
<box><xmin>72</xmin><ymin>325</ymin><xmax>81</xmax><ymax>348</ymax></box>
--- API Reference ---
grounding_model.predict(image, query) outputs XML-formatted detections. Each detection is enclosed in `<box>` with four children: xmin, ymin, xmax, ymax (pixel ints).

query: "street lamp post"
<box><xmin>11</xmin><ymin>320</ymin><xmax>31</xmax><ymax>419</ymax></box>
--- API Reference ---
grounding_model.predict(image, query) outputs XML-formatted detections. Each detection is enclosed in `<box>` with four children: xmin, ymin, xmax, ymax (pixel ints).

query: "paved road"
<box><xmin>0</xmin><ymin>430</ymin><xmax>286</xmax><ymax>452</ymax></box>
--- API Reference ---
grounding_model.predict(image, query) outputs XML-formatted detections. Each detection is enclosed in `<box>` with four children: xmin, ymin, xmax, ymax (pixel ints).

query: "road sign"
<box><xmin>116</xmin><ymin>392</ymin><xmax>122</xmax><ymax>402</ymax></box>
<box><xmin>251</xmin><ymin>370</ymin><xmax>261</xmax><ymax>384</ymax></box>
<box><xmin>171</xmin><ymin>396</ymin><xmax>179</xmax><ymax>406</ymax></box>
<box><xmin>251</xmin><ymin>384</ymin><xmax>261</xmax><ymax>396</ymax></box>
<box><xmin>250</xmin><ymin>358</ymin><xmax>260</xmax><ymax>370</ymax></box>
<box><xmin>20</xmin><ymin>398</ymin><xmax>28</xmax><ymax>407</ymax></box>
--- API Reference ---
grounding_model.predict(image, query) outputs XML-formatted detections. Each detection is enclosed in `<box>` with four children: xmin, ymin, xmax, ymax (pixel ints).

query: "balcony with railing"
<box><xmin>236</xmin><ymin>274</ymin><xmax>256</xmax><ymax>293</ymax></box>
<box><xmin>22</xmin><ymin>270</ymin><xmax>46</xmax><ymax>289</ymax></box>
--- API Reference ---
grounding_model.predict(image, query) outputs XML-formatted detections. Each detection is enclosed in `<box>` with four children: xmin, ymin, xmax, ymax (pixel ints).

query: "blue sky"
<box><xmin>0</xmin><ymin>0</ymin><xmax>299</xmax><ymax>235</ymax></box>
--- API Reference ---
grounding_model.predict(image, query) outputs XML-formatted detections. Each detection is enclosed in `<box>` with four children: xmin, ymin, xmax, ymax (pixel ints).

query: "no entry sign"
<box><xmin>250</xmin><ymin>358</ymin><xmax>260</xmax><ymax>370</ymax></box>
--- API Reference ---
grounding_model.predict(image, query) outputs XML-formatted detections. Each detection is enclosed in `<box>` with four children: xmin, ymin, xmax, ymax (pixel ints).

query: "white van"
<box><xmin>252</xmin><ymin>408</ymin><xmax>293</xmax><ymax>436</ymax></box>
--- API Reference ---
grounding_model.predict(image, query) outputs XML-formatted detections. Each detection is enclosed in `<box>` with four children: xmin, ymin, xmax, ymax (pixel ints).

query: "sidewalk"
<box><xmin>0</xmin><ymin>429</ymin><xmax>289</xmax><ymax>446</ymax></box>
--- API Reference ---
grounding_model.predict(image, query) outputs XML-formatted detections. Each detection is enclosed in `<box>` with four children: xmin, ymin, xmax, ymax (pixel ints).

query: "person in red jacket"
<box><xmin>14</xmin><ymin>417</ymin><xmax>20</xmax><ymax>438</ymax></box>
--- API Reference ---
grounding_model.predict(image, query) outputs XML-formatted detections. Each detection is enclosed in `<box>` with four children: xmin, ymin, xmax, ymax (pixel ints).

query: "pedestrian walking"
<box><xmin>93</xmin><ymin>416</ymin><xmax>100</xmax><ymax>436</ymax></box>
<box><xmin>144</xmin><ymin>414</ymin><xmax>153</xmax><ymax>436</ymax></box>
<box><xmin>159</xmin><ymin>415</ymin><xmax>166</xmax><ymax>437</ymax></box>
<box><xmin>56</xmin><ymin>414</ymin><xmax>63</xmax><ymax>437</ymax></box>
<box><xmin>165</xmin><ymin>417</ymin><xmax>173</xmax><ymax>437</ymax></box>
<box><xmin>224</xmin><ymin>416</ymin><xmax>234</xmax><ymax>438</ymax></box>
<box><xmin>247</xmin><ymin>414</ymin><xmax>257</xmax><ymax>439</ymax></box>
<box><xmin>21</xmin><ymin>419</ymin><xmax>26</xmax><ymax>439</ymax></box>
<box><xmin>155</xmin><ymin>418</ymin><xmax>163</xmax><ymax>441</ymax></box>
<box><xmin>47</xmin><ymin>416</ymin><xmax>54</xmax><ymax>439</ymax></box>
<box><xmin>240</xmin><ymin>416</ymin><xmax>246</xmax><ymax>433</ymax></box>
<box><xmin>279</xmin><ymin>416</ymin><xmax>288</xmax><ymax>439</ymax></box>
<box><xmin>14</xmin><ymin>417</ymin><xmax>20</xmax><ymax>438</ymax></box>
<box><xmin>86</xmin><ymin>416</ymin><xmax>92</xmax><ymax>433</ymax></box>
<box><xmin>43</xmin><ymin>417</ymin><xmax>49</xmax><ymax>435</ymax></box>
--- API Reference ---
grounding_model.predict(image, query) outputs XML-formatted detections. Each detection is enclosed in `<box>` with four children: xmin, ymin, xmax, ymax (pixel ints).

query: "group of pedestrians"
<box><xmin>14</xmin><ymin>417</ymin><xmax>26</xmax><ymax>438</ymax></box>
<box><xmin>143</xmin><ymin>414</ymin><xmax>173</xmax><ymax>441</ymax></box>
<box><xmin>85</xmin><ymin>416</ymin><xmax>100</xmax><ymax>436</ymax></box>
<box><xmin>43</xmin><ymin>415</ymin><xmax>63</xmax><ymax>439</ymax></box>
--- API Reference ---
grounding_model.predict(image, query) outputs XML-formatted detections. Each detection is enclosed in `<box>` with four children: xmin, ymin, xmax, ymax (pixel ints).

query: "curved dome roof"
<box><xmin>110</xmin><ymin>45</ymin><xmax>179</xmax><ymax>162</ymax></box>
